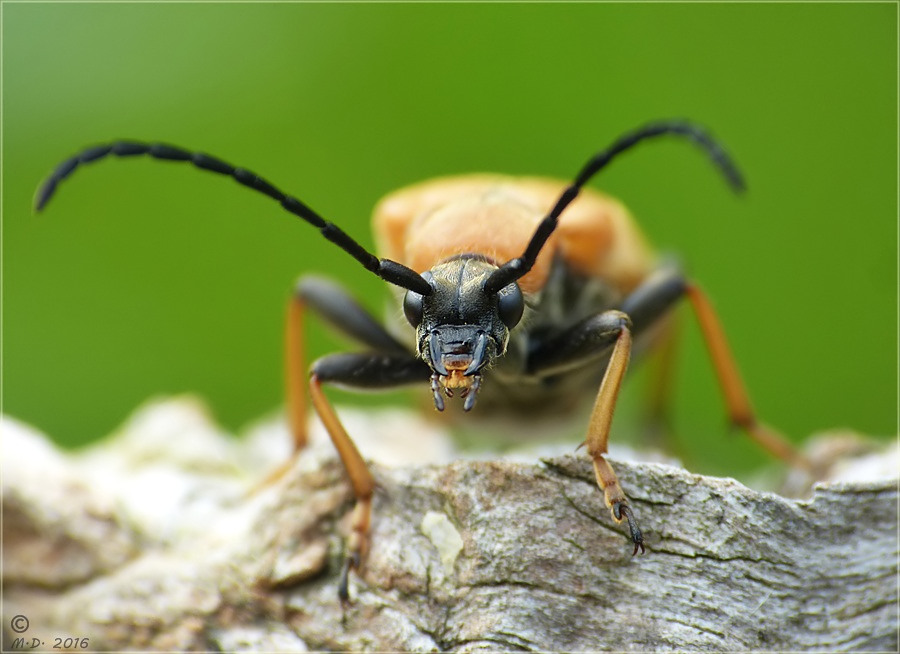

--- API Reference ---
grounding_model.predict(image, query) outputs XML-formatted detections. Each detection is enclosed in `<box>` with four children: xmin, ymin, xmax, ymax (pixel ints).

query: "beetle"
<box><xmin>35</xmin><ymin>120</ymin><xmax>804</xmax><ymax>601</ymax></box>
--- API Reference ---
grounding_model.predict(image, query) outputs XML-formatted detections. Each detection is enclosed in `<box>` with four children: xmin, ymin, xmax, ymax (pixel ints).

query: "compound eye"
<box><xmin>497</xmin><ymin>282</ymin><xmax>524</xmax><ymax>328</ymax></box>
<box><xmin>403</xmin><ymin>290</ymin><xmax>424</xmax><ymax>326</ymax></box>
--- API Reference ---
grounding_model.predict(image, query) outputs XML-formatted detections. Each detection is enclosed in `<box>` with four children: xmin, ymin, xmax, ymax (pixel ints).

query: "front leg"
<box><xmin>310</xmin><ymin>351</ymin><xmax>431</xmax><ymax>602</ymax></box>
<box><xmin>585</xmin><ymin>317</ymin><xmax>645</xmax><ymax>555</ymax></box>
<box><xmin>529</xmin><ymin>310</ymin><xmax>644</xmax><ymax>555</ymax></box>
<box><xmin>581</xmin><ymin>313</ymin><xmax>645</xmax><ymax>555</ymax></box>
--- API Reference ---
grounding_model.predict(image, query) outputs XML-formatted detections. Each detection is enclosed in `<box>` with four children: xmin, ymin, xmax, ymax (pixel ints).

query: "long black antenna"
<box><xmin>34</xmin><ymin>141</ymin><xmax>433</xmax><ymax>296</ymax></box>
<box><xmin>483</xmin><ymin>120</ymin><xmax>746</xmax><ymax>294</ymax></box>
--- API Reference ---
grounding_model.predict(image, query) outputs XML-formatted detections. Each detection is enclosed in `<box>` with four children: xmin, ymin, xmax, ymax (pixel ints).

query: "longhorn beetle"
<box><xmin>35</xmin><ymin>121</ymin><xmax>804</xmax><ymax>601</ymax></box>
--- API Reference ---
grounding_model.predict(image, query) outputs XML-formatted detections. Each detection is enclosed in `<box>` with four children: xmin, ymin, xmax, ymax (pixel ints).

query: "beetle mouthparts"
<box><xmin>430</xmin><ymin>372</ymin><xmax>483</xmax><ymax>412</ymax></box>
<box><xmin>426</xmin><ymin>329</ymin><xmax>491</xmax><ymax>412</ymax></box>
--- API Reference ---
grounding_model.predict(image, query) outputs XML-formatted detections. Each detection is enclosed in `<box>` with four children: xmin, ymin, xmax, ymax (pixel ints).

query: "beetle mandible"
<box><xmin>35</xmin><ymin>120</ymin><xmax>804</xmax><ymax>601</ymax></box>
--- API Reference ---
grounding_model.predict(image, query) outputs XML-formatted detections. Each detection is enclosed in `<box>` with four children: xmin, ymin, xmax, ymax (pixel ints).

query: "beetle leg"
<box><xmin>618</xmin><ymin>268</ymin><xmax>807</xmax><ymax>468</ymax></box>
<box><xmin>526</xmin><ymin>310</ymin><xmax>643</xmax><ymax>551</ymax></box>
<box><xmin>683</xmin><ymin>283</ymin><xmax>808</xmax><ymax>468</ymax></box>
<box><xmin>310</xmin><ymin>351</ymin><xmax>431</xmax><ymax>602</ymax></box>
<box><xmin>308</xmin><ymin>372</ymin><xmax>373</xmax><ymax>604</ymax></box>
<box><xmin>580</xmin><ymin>311</ymin><xmax>645</xmax><ymax>555</ymax></box>
<box><xmin>286</xmin><ymin>275</ymin><xmax>410</xmax><ymax>451</ymax></box>
<box><xmin>285</xmin><ymin>293</ymin><xmax>308</xmax><ymax>451</ymax></box>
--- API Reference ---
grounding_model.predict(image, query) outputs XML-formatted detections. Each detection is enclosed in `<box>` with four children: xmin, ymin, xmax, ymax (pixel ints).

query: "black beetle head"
<box><xmin>402</xmin><ymin>255</ymin><xmax>524</xmax><ymax>412</ymax></box>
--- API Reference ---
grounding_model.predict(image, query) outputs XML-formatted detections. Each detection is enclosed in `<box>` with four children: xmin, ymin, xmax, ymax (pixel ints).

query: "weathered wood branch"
<box><xmin>3</xmin><ymin>398</ymin><xmax>897</xmax><ymax>651</ymax></box>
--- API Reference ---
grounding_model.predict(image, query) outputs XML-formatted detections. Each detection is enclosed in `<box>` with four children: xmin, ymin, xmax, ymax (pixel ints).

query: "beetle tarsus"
<box><xmin>613</xmin><ymin>502</ymin><xmax>645</xmax><ymax>555</ymax></box>
<box><xmin>338</xmin><ymin>550</ymin><xmax>361</xmax><ymax>605</ymax></box>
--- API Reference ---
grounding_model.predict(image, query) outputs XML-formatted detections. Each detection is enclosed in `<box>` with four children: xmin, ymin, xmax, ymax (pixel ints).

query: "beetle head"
<box><xmin>402</xmin><ymin>255</ymin><xmax>524</xmax><ymax>412</ymax></box>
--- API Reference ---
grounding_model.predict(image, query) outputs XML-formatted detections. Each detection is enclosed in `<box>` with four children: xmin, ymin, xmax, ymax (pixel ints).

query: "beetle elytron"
<box><xmin>36</xmin><ymin>121</ymin><xmax>803</xmax><ymax>601</ymax></box>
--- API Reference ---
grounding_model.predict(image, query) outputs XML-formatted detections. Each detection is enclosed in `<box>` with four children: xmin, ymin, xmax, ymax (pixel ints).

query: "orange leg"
<box><xmin>285</xmin><ymin>292</ymin><xmax>309</xmax><ymax>451</ymax></box>
<box><xmin>583</xmin><ymin>311</ymin><xmax>645</xmax><ymax>555</ymax></box>
<box><xmin>685</xmin><ymin>283</ymin><xmax>808</xmax><ymax>469</ymax></box>
<box><xmin>252</xmin><ymin>290</ymin><xmax>309</xmax><ymax>487</ymax></box>
<box><xmin>309</xmin><ymin>374</ymin><xmax>375</xmax><ymax>603</ymax></box>
<box><xmin>283</xmin><ymin>276</ymin><xmax>429</xmax><ymax>600</ymax></box>
<box><xmin>304</xmin><ymin>351</ymin><xmax>427</xmax><ymax>602</ymax></box>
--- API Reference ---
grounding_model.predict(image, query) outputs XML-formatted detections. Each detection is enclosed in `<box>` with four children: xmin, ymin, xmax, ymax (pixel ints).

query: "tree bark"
<box><xmin>3</xmin><ymin>398</ymin><xmax>897</xmax><ymax>652</ymax></box>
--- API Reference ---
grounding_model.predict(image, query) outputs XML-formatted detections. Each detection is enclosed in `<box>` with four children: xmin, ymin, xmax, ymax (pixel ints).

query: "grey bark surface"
<box><xmin>2</xmin><ymin>398</ymin><xmax>898</xmax><ymax>652</ymax></box>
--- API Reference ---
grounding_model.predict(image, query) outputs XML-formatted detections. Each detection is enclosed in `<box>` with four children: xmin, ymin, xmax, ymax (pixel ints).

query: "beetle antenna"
<box><xmin>34</xmin><ymin>141</ymin><xmax>433</xmax><ymax>296</ymax></box>
<box><xmin>483</xmin><ymin>120</ymin><xmax>745</xmax><ymax>294</ymax></box>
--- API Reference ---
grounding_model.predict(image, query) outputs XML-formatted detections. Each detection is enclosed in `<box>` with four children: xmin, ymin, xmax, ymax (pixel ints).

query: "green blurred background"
<box><xmin>4</xmin><ymin>3</ymin><xmax>896</xmax><ymax>477</ymax></box>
